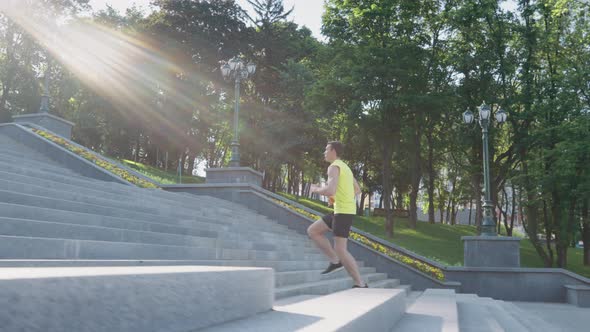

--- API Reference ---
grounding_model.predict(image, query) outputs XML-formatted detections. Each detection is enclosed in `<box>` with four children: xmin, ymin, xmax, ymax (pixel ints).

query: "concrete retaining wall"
<box><xmin>445</xmin><ymin>267</ymin><xmax>590</xmax><ymax>302</ymax></box>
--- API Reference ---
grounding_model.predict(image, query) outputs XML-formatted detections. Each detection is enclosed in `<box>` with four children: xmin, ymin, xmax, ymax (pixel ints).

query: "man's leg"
<box><xmin>333</xmin><ymin>237</ymin><xmax>365</xmax><ymax>287</ymax></box>
<box><xmin>307</xmin><ymin>219</ymin><xmax>339</xmax><ymax>264</ymax></box>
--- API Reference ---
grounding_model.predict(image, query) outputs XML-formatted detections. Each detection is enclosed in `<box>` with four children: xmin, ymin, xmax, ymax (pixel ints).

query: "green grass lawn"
<box><xmin>278</xmin><ymin>192</ymin><xmax>590</xmax><ymax>278</ymax></box>
<box><xmin>119</xmin><ymin>159</ymin><xmax>204</xmax><ymax>185</ymax></box>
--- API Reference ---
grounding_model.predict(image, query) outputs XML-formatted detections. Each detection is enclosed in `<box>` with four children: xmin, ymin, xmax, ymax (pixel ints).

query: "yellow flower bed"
<box><xmin>32</xmin><ymin>128</ymin><xmax>159</xmax><ymax>189</ymax></box>
<box><xmin>272</xmin><ymin>198</ymin><xmax>445</xmax><ymax>281</ymax></box>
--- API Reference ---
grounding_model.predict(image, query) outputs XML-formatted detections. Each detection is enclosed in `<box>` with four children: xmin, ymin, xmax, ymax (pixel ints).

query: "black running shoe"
<box><xmin>321</xmin><ymin>262</ymin><xmax>344</xmax><ymax>275</ymax></box>
<box><xmin>353</xmin><ymin>284</ymin><xmax>369</xmax><ymax>288</ymax></box>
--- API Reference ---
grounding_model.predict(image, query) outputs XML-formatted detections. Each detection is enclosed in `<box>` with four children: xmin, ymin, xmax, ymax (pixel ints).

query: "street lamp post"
<box><xmin>463</xmin><ymin>102</ymin><xmax>507</xmax><ymax>236</ymax></box>
<box><xmin>220</xmin><ymin>57</ymin><xmax>256</xmax><ymax>167</ymax></box>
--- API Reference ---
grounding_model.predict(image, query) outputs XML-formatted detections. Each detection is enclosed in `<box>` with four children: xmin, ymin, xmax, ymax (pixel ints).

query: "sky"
<box><xmin>88</xmin><ymin>0</ymin><xmax>325</xmax><ymax>39</ymax></box>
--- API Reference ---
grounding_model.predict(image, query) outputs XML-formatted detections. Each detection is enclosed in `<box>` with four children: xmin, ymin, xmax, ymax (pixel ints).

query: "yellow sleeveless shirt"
<box><xmin>330</xmin><ymin>159</ymin><xmax>356</xmax><ymax>215</ymax></box>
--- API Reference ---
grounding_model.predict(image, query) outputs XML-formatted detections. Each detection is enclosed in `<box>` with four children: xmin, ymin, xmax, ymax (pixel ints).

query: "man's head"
<box><xmin>324</xmin><ymin>141</ymin><xmax>343</xmax><ymax>162</ymax></box>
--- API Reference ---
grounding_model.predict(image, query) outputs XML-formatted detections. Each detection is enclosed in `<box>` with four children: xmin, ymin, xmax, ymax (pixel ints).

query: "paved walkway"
<box><xmin>513</xmin><ymin>301</ymin><xmax>590</xmax><ymax>331</ymax></box>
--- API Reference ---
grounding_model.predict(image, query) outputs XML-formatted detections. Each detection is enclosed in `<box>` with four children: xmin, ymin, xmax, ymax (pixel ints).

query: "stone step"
<box><xmin>477</xmin><ymin>297</ymin><xmax>531</xmax><ymax>332</ymax></box>
<box><xmin>456</xmin><ymin>294</ymin><xmax>528</xmax><ymax>332</ymax></box>
<box><xmin>0</xmin><ymin>189</ymin><xmax>214</xmax><ymax>225</ymax></box>
<box><xmin>457</xmin><ymin>295</ymin><xmax>501</xmax><ymax>332</ymax></box>
<box><xmin>498</xmin><ymin>301</ymin><xmax>561</xmax><ymax>331</ymax></box>
<box><xmin>0</xmin><ymin>202</ymin><xmax>313</xmax><ymax>247</ymax></box>
<box><xmin>0</xmin><ymin>159</ymin><xmax>140</xmax><ymax>192</ymax></box>
<box><xmin>0</xmin><ymin>161</ymin><xmax>279</xmax><ymax>228</ymax></box>
<box><xmin>0</xmin><ymin>265</ymin><xmax>273</xmax><ymax>332</ymax></box>
<box><xmin>2</xmin><ymin>155</ymin><xmax>101</xmax><ymax>182</ymax></box>
<box><xmin>0</xmin><ymin>216</ymin><xmax>320</xmax><ymax>255</ymax></box>
<box><xmin>0</xmin><ymin>151</ymin><xmax>83</xmax><ymax>177</ymax></box>
<box><xmin>0</xmin><ymin>259</ymin><xmax>365</xmax><ymax>272</ymax></box>
<box><xmin>0</xmin><ymin>172</ymin><xmax>295</xmax><ymax>233</ymax></box>
<box><xmin>144</xmin><ymin>189</ymin><xmax>258</xmax><ymax>212</ymax></box>
<box><xmin>0</xmin><ymin>142</ymin><xmax>84</xmax><ymax>161</ymax></box>
<box><xmin>405</xmin><ymin>291</ymin><xmax>423</xmax><ymax>308</ymax></box>
<box><xmin>0</xmin><ymin>171</ymin><xmax>173</xmax><ymax>208</ymax></box>
<box><xmin>0</xmin><ymin>178</ymin><xmax>185</xmax><ymax>215</ymax></box>
<box><xmin>0</xmin><ymin>174</ymin><xmax>297</xmax><ymax>235</ymax></box>
<box><xmin>274</xmin><ymin>273</ymin><xmax>390</xmax><ymax>299</ymax></box>
<box><xmin>371</xmin><ymin>278</ymin><xmax>403</xmax><ymax>289</ymax></box>
<box><xmin>0</xmin><ymin>161</ymin><xmax>223</xmax><ymax>214</ymax></box>
<box><xmin>275</xmin><ymin>267</ymin><xmax>378</xmax><ymax>287</ymax></box>
<box><xmin>0</xmin><ymin>132</ymin><xmax>45</xmax><ymax>147</ymax></box>
<box><xmin>0</xmin><ymin>142</ymin><xmax>71</xmax><ymax>162</ymax></box>
<box><xmin>0</xmin><ymin>235</ymin><xmax>328</xmax><ymax>261</ymax></box>
<box><xmin>203</xmin><ymin>288</ymin><xmax>407</xmax><ymax>332</ymax></box>
<box><xmin>393</xmin><ymin>289</ymin><xmax>459</xmax><ymax>332</ymax></box>
<box><xmin>395</xmin><ymin>284</ymin><xmax>412</xmax><ymax>296</ymax></box>
<box><xmin>0</xmin><ymin>190</ymin><xmax>299</xmax><ymax>237</ymax></box>
<box><xmin>0</xmin><ymin>179</ymin><xmax>239</xmax><ymax>222</ymax></box>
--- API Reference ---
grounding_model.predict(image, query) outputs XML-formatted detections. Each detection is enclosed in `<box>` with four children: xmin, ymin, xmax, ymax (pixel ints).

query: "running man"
<box><xmin>308</xmin><ymin>141</ymin><xmax>367</xmax><ymax>288</ymax></box>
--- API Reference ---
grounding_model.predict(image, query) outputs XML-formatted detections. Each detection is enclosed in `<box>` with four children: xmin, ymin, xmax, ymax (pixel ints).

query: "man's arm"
<box><xmin>311</xmin><ymin>166</ymin><xmax>339</xmax><ymax>197</ymax></box>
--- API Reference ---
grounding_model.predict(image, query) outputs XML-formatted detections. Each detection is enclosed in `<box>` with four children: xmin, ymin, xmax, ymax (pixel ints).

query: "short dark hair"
<box><xmin>327</xmin><ymin>141</ymin><xmax>343</xmax><ymax>157</ymax></box>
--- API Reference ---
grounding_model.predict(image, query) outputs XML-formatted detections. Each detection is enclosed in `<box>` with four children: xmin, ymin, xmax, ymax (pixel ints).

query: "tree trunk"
<box><xmin>300</xmin><ymin>170</ymin><xmax>305</xmax><ymax>197</ymax></box>
<box><xmin>408</xmin><ymin>117</ymin><xmax>422</xmax><ymax>229</ymax></box>
<box><xmin>293</xmin><ymin>167</ymin><xmax>299</xmax><ymax>196</ymax></box>
<box><xmin>263</xmin><ymin>171</ymin><xmax>269</xmax><ymax>189</ymax></box>
<box><xmin>0</xmin><ymin>82</ymin><xmax>12</xmax><ymax>123</ymax></box>
<box><xmin>500</xmin><ymin>189</ymin><xmax>508</xmax><ymax>235</ymax></box>
<box><xmin>498</xmin><ymin>205</ymin><xmax>503</xmax><ymax>234</ymax></box>
<box><xmin>358</xmin><ymin>193</ymin><xmax>366</xmax><ymax>216</ymax></box>
<box><xmin>156</xmin><ymin>147</ymin><xmax>160</xmax><ymax>168</ymax></box>
<box><xmin>178</xmin><ymin>153</ymin><xmax>184</xmax><ymax>176</ymax></box>
<box><xmin>165</xmin><ymin>151</ymin><xmax>169</xmax><ymax>172</ymax></box>
<box><xmin>134</xmin><ymin>132</ymin><xmax>141</xmax><ymax>162</ymax></box>
<box><xmin>450</xmin><ymin>200</ymin><xmax>456</xmax><ymax>225</ymax></box>
<box><xmin>188</xmin><ymin>153</ymin><xmax>195</xmax><ymax>177</ymax></box>
<box><xmin>0</xmin><ymin>27</ymin><xmax>16</xmax><ymax>123</ymax></box>
<box><xmin>426</xmin><ymin>131</ymin><xmax>436</xmax><ymax>224</ymax></box>
<box><xmin>382</xmin><ymin>142</ymin><xmax>394</xmax><ymax>237</ymax></box>
<box><xmin>394</xmin><ymin>190</ymin><xmax>403</xmax><ymax>210</ymax></box>
<box><xmin>521</xmin><ymin>157</ymin><xmax>552</xmax><ymax>267</ymax></box>
<box><xmin>563</xmin><ymin>198</ymin><xmax>577</xmax><ymax>264</ymax></box>
<box><xmin>445</xmin><ymin>194</ymin><xmax>452</xmax><ymax>224</ymax></box>
<box><xmin>468</xmin><ymin>199</ymin><xmax>473</xmax><ymax>226</ymax></box>
<box><xmin>409</xmin><ymin>189</ymin><xmax>419</xmax><ymax>227</ymax></box>
<box><xmin>582</xmin><ymin>199</ymin><xmax>589</xmax><ymax>266</ymax></box>
<box><xmin>288</xmin><ymin>165</ymin><xmax>292</xmax><ymax>195</ymax></box>
<box><xmin>543</xmin><ymin>199</ymin><xmax>555</xmax><ymax>267</ymax></box>
<box><xmin>508</xmin><ymin>186</ymin><xmax>516</xmax><ymax>236</ymax></box>
<box><xmin>359</xmin><ymin>166</ymin><xmax>368</xmax><ymax>216</ymax></box>
<box><xmin>439</xmin><ymin>191</ymin><xmax>444</xmax><ymax>224</ymax></box>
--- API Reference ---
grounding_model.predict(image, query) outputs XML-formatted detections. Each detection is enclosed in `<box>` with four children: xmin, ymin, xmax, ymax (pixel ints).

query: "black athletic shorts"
<box><xmin>322</xmin><ymin>213</ymin><xmax>354</xmax><ymax>238</ymax></box>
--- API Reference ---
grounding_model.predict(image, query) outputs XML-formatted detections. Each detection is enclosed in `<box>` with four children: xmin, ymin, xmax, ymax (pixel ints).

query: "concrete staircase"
<box><xmin>392</xmin><ymin>289</ymin><xmax>562</xmax><ymax>332</ymax></box>
<box><xmin>1</xmin><ymin>131</ymin><xmax>569</xmax><ymax>331</ymax></box>
<box><xmin>0</xmin><ymin>131</ymin><xmax>408</xmax><ymax>330</ymax></box>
